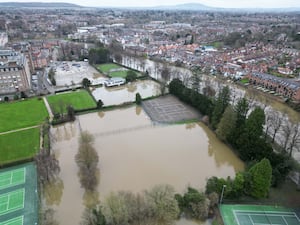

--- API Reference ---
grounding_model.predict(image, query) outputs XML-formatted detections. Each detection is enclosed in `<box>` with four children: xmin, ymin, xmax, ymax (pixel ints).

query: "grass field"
<box><xmin>0</xmin><ymin>128</ymin><xmax>40</xmax><ymax>165</ymax></box>
<box><xmin>0</xmin><ymin>98</ymin><xmax>48</xmax><ymax>133</ymax></box>
<box><xmin>109</xmin><ymin>70</ymin><xmax>128</xmax><ymax>78</ymax></box>
<box><xmin>97</xmin><ymin>63</ymin><xmax>122</xmax><ymax>73</ymax></box>
<box><xmin>47</xmin><ymin>90</ymin><xmax>97</xmax><ymax>114</ymax></box>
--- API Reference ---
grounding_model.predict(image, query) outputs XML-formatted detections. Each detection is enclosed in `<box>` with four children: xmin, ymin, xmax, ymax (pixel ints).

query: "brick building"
<box><xmin>248</xmin><ymin>72</ymin><xmax>300</xmax><ymax>101</ymax></box>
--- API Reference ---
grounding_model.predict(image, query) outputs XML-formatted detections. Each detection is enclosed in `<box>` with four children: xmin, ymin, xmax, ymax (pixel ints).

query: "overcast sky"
<box><xmin>1</xmin><ymin>0</ymin><xmax>299</xmax><ymax>8</ymax></box>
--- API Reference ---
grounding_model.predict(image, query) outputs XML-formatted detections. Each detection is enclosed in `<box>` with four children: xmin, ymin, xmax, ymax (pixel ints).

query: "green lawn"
<box><xmin>97</xmin><ymin>63</ymin><xmax>122</xmax><ymax>73</ymax></box>
<box><xmin>47</xmin><ymin>90</ymin><xmax>97</xmax><ymax>114</ymax></box>
<box><xmin>0</xmin><ymin>98</ymin><xmax>48</xmax><ymax>133</ymax></box>
<box><xmin>110</xmin><ymin>70</ymin><xmax>129</xmax><ymax>78</ymax></box>
<box><xmin>0</xmin><ymin>128</ymin><xmax>40</xmax><ymax>165</ymax></box>
<box><xmin>240</xmin><ymin>78</ymin><xmax>249</xmax><ymax>84</ymax></box>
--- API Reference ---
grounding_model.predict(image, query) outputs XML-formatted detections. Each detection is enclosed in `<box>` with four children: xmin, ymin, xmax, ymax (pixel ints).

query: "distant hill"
<box><xmin>0</xmin><ymin>2</ymin><xmax>82</xmax><ymax>8</ymax></box>
<box><xmin>154</xmin><ymin>3</ymin><xmax>213</xmax><ymax>11</ymax></box>
<box><xmin>151</xmin><ymin>2</ymin><xmax>300</xmax><ymax>12</ymax></box>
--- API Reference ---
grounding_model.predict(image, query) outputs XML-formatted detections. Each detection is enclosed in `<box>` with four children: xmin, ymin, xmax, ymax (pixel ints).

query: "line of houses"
<box><xmin>247</xmin><ymin>72</ymin><xmax>300</xmax><ymax>102</ymax></box>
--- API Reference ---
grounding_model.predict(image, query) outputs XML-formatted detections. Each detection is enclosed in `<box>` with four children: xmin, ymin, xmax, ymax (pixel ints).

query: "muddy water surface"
<box><xmin>47</xmin><ymin>106</ymin><xmax>244</xmax><ymax>225</ymax></box>
<box><xmin>92</xmin><ymin>80</ymin><xmax>161</xmax><ymax>106</ymax></box>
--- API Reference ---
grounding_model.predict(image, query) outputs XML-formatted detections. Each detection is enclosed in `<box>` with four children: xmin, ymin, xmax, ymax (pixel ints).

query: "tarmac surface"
<box><xmin>142</xmin><ymin>95</ymin><xmax>201</xmax><ymax>123</ymax></box>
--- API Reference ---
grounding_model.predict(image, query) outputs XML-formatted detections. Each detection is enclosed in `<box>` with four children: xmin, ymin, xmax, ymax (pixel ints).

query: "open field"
<box><xmin>47</xmin><ymin>90</ymin><xmax>97</xmax><ymax>114</ymax></box>
<box><xmin>96</xmin><ymin>63</ymin><xmax>122</xmax><ymax>73</ymax></box>
<box><xmin>0</xmin><ymin>98</ymin><xmax>48</xmax><ymax>133</ymax></box>
<box><xmin>109</xmin><ymin>70</ymin><xmax>128</xmax><ymax>78</ymax></box>
<box><xmin>0</xmin><ymin>128</ymin><xmax>40</xmax><ymax>165</ymax></box>
<box><xmin>97</xmin><ymin>63</ymin><xmax>141</xmax><ymax>78</ymax></box>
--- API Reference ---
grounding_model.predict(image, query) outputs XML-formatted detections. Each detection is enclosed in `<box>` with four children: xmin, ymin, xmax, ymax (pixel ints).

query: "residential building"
<box><xmin>0</xmin><ymin>50</ymin><xmax>31</xmax><ymax>95</ymax></box>
<box><xmin>248</xmin><ymin>72</ymin><xmax>300</xmax><ymax>101</ymax></box>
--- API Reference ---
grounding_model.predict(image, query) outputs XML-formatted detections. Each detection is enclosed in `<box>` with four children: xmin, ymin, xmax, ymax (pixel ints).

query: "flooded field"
<box><xmin>92</xmin><ymin>80</ymin><xmax>161</xmax><ymax>106</ymax></box>
<box><xmin>92</xmin><ymin>80</ymin><xmax>160</xmax><ymax>106</ymax></box>
<box><xmin>46</xmin><ymin>106</ymin><xmax>244</xmax><ymax>225</ymax></box>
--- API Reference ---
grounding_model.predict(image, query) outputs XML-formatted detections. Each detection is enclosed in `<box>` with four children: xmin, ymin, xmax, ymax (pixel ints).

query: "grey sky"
<box><xmin>0</xmin><ymin>0</ymin><xmax>299</xmax><ymax>8</ymax></box>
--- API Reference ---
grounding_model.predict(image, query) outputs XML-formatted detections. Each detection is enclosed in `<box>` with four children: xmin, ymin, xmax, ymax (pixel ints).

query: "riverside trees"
<box><xmin>169</xmin><ymin>78</ymin><xmax>293</xmax><ymax>194</ymax></box>
<box><xmin>75</xmin><ymin>131</ymin><xmax>99</xmax><ymax>192</ymax></box>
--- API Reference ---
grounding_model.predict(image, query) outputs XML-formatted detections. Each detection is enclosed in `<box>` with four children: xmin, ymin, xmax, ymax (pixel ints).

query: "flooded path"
<box><xmin>46</xmin><ymin>106</ymin><xmax>244</xmax><ymax>225</ymax></box>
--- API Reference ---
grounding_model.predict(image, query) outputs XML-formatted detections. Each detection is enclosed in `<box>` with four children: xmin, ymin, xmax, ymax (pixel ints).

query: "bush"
<box><xmin>126</xmin><ymin>70</ymin><xmax>137</xmax><ymax>82</ymax></box>
<box><xmin>97</xmin><ymin>99</ymin><xmax>104</xmax><ymax>109</ymax></box>
<box><xmin>135</xmin><ymin>93</ymin><xmax>142</xmax><ymax>105</ymax></box>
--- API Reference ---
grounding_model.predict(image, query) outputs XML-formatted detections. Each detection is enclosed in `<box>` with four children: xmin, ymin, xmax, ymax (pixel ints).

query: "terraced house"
<box><xmin>0</xmin><ymin>50</ymin><xmax>31</xmax><ymax>97</ymax></box>
<box><xmin>248</xmin><ymin>72</ymin><xmax>300</xmax><ymax>101</ymax></box>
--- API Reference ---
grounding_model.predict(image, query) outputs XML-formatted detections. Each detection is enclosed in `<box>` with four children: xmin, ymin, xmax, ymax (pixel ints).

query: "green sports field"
<box><xmin>0</xmin><ymin>128</ymin><xmax>40</xmax><ymax>165</ymax></box>
<box><xmin>0</xmin><ymin>98</ymin><xmax>48</xmax><ymax>133</ymax></box>
<box><xmin>97</xmin><ymin>63</ymin><xmax>122</xmax><ymax>73</ymax></box>
<box><xmin>0</xmin><ymin>163</ymin><xmax>38</xmax><ymax>225</ymax></box>
<box><xmin>47</xmin><ymin>90</ymin><xmax>97</xmax><ymax>114</ymax></box>
<box><xmin>109</xmin><ymin>70</ymin><xmax>128</xmax><ymax>78</ymax></box>
<box><xmin>220</xmin><ymin>204</ymin><xmax>300</xmax><ymax>225</ymax></box>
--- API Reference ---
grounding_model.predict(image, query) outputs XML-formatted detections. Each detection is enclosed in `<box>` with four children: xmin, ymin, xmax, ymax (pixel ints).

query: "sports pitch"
<box><xmin>221</xmin><ymin>204</ymin><xmax>300</xmax><ymax>225</ymax></box>
<box><xmin>0</xmin><ymin>163</ymin><xmax>38</xmax><ymax>225</ymax></box>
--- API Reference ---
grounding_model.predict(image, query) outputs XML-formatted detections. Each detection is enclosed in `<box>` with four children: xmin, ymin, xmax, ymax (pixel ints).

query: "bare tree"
<box><xmin>35</xmin><ymin>148</ymin><xmax>60</xmax><ymax>185</ymax></box>
<box><xmin>75</xmin><ymin>131</ymin><xmax>99</xmax><ymax>191</ymax></box>
<box><xmin>159</xmin><ymin>64</ymin><xmax>171</xmax><ymax>95</ymax></box>
<box><xmin>40</xmin><ymin>208</ymin><xmax>59</xmax><ymax>225</ymax></box>
<box><xmin>287</xmin><ymin>123</ymin><xmax>300</xmax><ymax>157</ymax></box>
<box><xmin>269</xmin><ymin>111</ymin><xmax>283</xmax><ymax>143</ymax></box>
<box><xmin>281</xmin><ymin>122</ymin><xmax>293</xmax><ymax>153</ymax></box>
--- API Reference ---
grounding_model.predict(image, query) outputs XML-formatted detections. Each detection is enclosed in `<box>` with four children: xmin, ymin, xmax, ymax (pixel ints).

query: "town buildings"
<box><xmin>0</xmin><ymin>50</ymin><xmax>31</xmax><ymax>96</ymax></box>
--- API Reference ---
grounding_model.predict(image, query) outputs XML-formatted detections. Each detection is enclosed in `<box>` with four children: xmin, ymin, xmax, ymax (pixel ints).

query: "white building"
<box><xmin>0</xmin><ymin>32</ymin><xmax>8</xmax><ymax>47</ymax></box>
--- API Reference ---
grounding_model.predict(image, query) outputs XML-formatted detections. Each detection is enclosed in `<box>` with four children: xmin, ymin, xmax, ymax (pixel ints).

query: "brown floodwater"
<box><xmin>46</xmin><ymin>106</ymin><xmax>244</xmax><ymax>225</ymax></box>
<box><xmin>91</xmin><ymin>80</ymin><xmax>161</xmax><ymax>106</ymax></box>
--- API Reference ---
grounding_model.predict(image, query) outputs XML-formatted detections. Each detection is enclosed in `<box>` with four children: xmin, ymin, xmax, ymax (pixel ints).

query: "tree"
<box><xmin>211</xmin><ymin>86</ymin><xmax>231</xmax><ymax>129</ymax></box>
<box><xmin>248</xmin><ymin>158</ymin><xmax>272</xmax><ymax>198</ymax></box>
<box><xmin>103</xmin><ymin>192</ymin><xmax>127</xmax><ymax>225</ymax></box>
<box><xmin>82</xmin><ymin>78</ymin><xmax>91</xmax><ymax>89</ymax></box>
<box><xmin>97</xmin><ymin>99</ymin><xmax>104</xmax><ymax>109</ymax></box>
<box><xmin>191</xmin><ymin>73</ymin><xmax>201</xmax><ymax>93</ymax></box>
<box><xmin>88</xmin><ymin>48</ymin><xmax>110</xmax><ymax>64</ymax></box>
<box><xmin>67</xmin><ymin>105</ymin><xmax>75</xmax><ymax>121</ymax></box>
<box><xmin>286</xmin><ymin>123</ymin><xmax>300</xmax><ymax>157</ymax></box>
<box><xmin>114</xmin><ymin>53</ymin><xmax>122</xmax><ymax>64</ymax></box>
<box><xmin>125</xmin><ymin>70</ymin><xmax>137</xmax><ymax>82</ymax></box>
<box><xmin>216</xmin><ymin>105</ymin><xmax>237</xmax><ymax>142</ymax></box>
<box><xmin>231</xmin><ymin>172</ymin><xmax>245</xmax><ymax>198</ymax></box>
<box><xmin>81</xmin><ymin>206</ymin><xmax>106</xmax><ymax>225</ymax></box>
<box><xmin>40</xmin><ymin>208</ymin><xmax>59</xmax><ymax>225</ymax></box>
<box><xmin>228</xmin><ymin>98</ymin><xmax>249</xmax><ymax>147</ymax></box>
<box><xmin>75</xmin><ymin>131</ymin><xmax>99</xmax><ymax>191</ymax></box>
<box><xmin>236</xmin><ymin>107</ymin><xmax>267</xmax><ymax>160</ymax></box>
<box><xmin>144</xmin><ymin>184</ymin><xmax>179</xmax><ymax>224</ymax></box>
<box><xmin>176</xmin><ymin>187</ymin><xmax>210</xmax><ymax>220</ymax></box>
<box><xmin>159</xmin><ymin>65</ymin><xmax>171</xmax><ymax>96</ymax></box>
<box><xmin>269</xmin><ymin>111</ymin><xmax>283</xmax><ymax>143</ymax></box>
<box><xmin>281</xmin><ymin>122</ymin><xmax>293</xmax><ymax>153</ymax></box>
<box><xmin>135</xmin><ymin>93</ymin><xmax>142</xmax><ymax>105</ymax></box>
<box><xmin>35</xmin><ymin>148</ymin><xmax>60</xmax><ymax>185</ymax></box>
